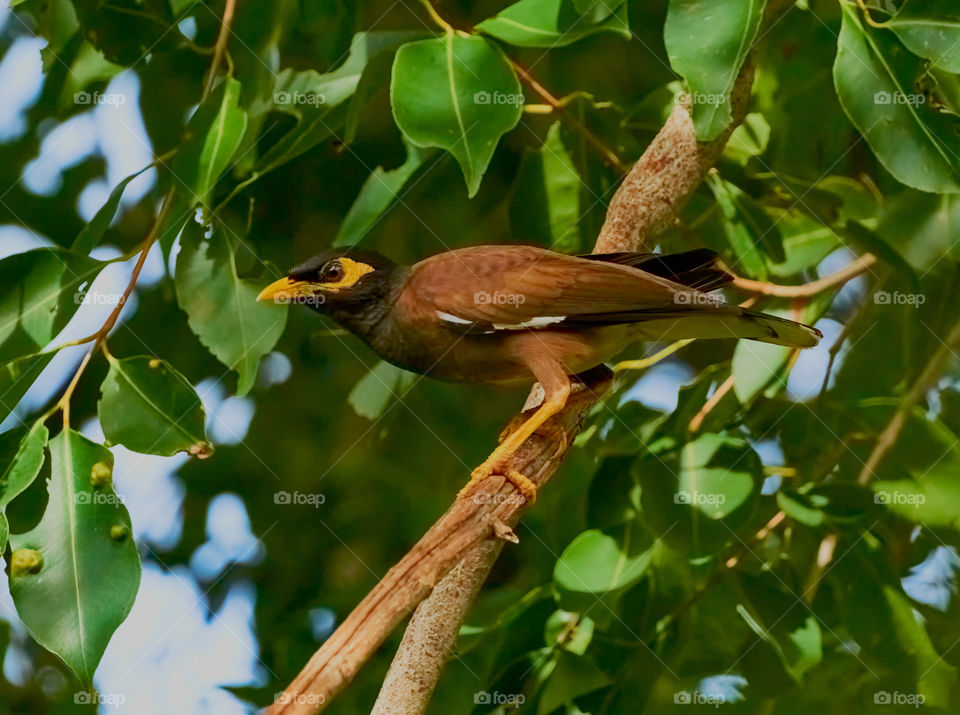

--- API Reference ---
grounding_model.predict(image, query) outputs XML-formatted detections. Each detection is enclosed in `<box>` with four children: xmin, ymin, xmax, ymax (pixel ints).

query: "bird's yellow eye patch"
<box><xmin>320</xmin><ymin>258</ymin><xmax>375</xmax><ymax>291</ymax></box>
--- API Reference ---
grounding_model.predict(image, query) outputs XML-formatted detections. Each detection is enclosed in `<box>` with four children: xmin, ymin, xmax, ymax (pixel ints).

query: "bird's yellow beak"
<box><xmin>257</xmin><ymin>277</ymin><xmax>310</xmax><ymax>303</ymax></box>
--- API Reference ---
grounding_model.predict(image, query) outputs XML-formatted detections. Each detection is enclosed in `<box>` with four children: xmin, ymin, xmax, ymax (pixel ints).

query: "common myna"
<box><xmin>258</xmin><ymin>245</ymin><xmax>821</xmax><ymax>501</ymax></box>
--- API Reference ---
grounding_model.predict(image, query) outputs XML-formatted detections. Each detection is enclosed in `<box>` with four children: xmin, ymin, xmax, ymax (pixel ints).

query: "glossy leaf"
<box><xmin>175</xmin><ymin>222</ymin><xmax>287</xmax><ymax>396</ymax></box>
<box><xmin>554</xmin><ymin>521</ymin><xmax>654</xmax><ymax>618</ymax></box>
<box><xmin>706</xmin><ymin>173</ymin><xmax>782</xmax><ymax>279</ymax></box>
<box><xmin>834</xmin><ymin>4</ymin><xmax>960</xmax><ymax>193</ymax></box>
<box><xmin>0</xmin><ymin>250</ymin><xmax>105</xmax><ymax>364</ymax></box>
<box><xmin>887</xmin><ymin>0</ymin><xmax>960</xmax><ymax>73</ymax></box>
<box><xmin>0</xmin><ymin>421</ymin><xmax>48</xmax><ymax>509</ymax></box>
<box><xmin>639</xmin><ymin>433</ymin><xmax>761</xmax><ymax>556</ymax></box>
<box><xmin>98</xmin><ymin>356</ymin><xmax>212</xmax><ymax>457</ymax></box>
<box><xmin>258</xmin><ymin>32</ymin><xmax>417</xmax><ymax>173</ymax></box>
<box><xmin>333</xmin><ymin>139</ymin><xmax>429</xmax><ymax>246</ymax></box>
<box><xmin>71</xmin><ymin>165</ymin><xmax>153</xmax><ymax>254</ymax></box>
<box><xmin>873</xmin><ymin>465</ymin><xmax>960</xmax><ymax>529</ymax></box>
<box><xmin>391</xmin><ymin>35</ymin><xmax>522</xmax><ymax>197</ymax></box>
<box><xmin>0</xmin><ymin>352</ymin><xmax>55</xmax><ymax>424</ymax></box>
<box><xmin>347</xmin><ymin>360</ymin><xmax>417</xmax><ymax>420</ymax></box>
<box><xmin>173</xmin><ymin>76</ymin><xmax>247</xmax><ymax>207</ymax></box>
<box><xmin>509</xmin><ymin>121</ymin><xmax>582</xmax><ymax>252</ymax></box>
<box><xmin>9</xmin><ymin>430</ymin><xmax>140</xmax><ymax>685</ymax></box>
<box><xmin>476</xmin><ymin>0</ymin><xmax>630</xmax><ymax>48</ymax></box>
<box><xmin>665</xmin><ymin>0</ymin><xmax>767</xmax><ymax>141</ymax></box>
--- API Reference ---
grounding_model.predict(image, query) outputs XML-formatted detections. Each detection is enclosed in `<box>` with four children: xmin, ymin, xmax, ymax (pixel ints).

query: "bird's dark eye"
<box><xmin>321</xmin><ymin>261</ymin><xmax>345</xmax><ymax>283</ymax></box>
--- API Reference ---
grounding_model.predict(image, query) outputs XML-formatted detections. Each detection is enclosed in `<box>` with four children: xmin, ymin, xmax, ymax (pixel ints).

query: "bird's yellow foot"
<box><xmin>459</xmin><ymin>459</ymin><xmax>537</xmax><ymax>504</ymax></box>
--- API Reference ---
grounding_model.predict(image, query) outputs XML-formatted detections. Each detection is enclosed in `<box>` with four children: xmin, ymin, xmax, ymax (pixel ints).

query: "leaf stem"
<box><xmin>418</xmin><ymin>0</ymin><xmax>456</xmax><ymax>35</ymax></box>
<box><xmin>853</xmin><ymin>0</ymin><xmax>889</xmax><ymax>29</ymax></box>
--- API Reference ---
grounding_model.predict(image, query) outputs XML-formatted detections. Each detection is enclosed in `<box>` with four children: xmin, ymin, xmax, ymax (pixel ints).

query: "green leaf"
<box><xmin>706</xmin><ymin>174</ymin><xmax>782</xmax><ymax>279</ymax></box>
<box><xmin>767</xmin><ymin>214</ymin><xmax>840</xmax><ymax>278</ymax></box>
<box><xmin>0</xmin><ymin>352</ymin><xmax>55</xmax><ymax>424</ymax></box>
<box><xmin>886</xmin><ymin>0</ymin><xmax>960</xmax><ymax>73</ymax></box>
<box><xmin>664</xmin><ymin>0</ymin><xmax>767</xmax><ymax>141</ymax></box>
<box><xmin>875</xmin><ymin>192</ymin><xmax>960</xmax><ymax>270</ymax></box>
<box><xmin>391</xmin><ymin>35</ymin><xmax>522</xmax><ymax>197</ymax></box>
<box><xmin>732</xmin><ymin>299</ymin><xmax>828</xmax><ymax>404</ymax></box>
<box><xmin>173</xmin><ymin>76</ymin><xmax>248</xmax><ymax>207</ymax></box>
<box><xmin>98</xmin><ymin>356</ymin><xmax>212</xmax><ymax>457</ymax></box>
<box><xmin>0</xmin><ymin>249</ymin><xmax>105</xmax><ymax>364</ymax></box>
<box><xmin>536</xmin><ymin>651</ymin><xmax>613</xmax><ymax>715</ymax></box>
<box><xmin>9</xmin><ymin>429</ymin><xmax>140</xmax><ymax>685</ymax></box>
<box><xmin>333</xmin><ymin>139</ymin><xmax>429</xmax><ymax>247</ymax></box>
<box><xmin>0</xmin><ymin>421</ymin><xmax>48</xmax><ymax>509</ymax></box>
<box><xmin>346</xmin><ymin>360</ymin><xmax>417</xmax><ymax>420</ymax></box>
<box><xmin>838</xmin><ymin>547</ymin><xmax>956</xmax><ymax>706</ymax></box>
<box><xmin>554</xmin><ymin>521</ymin><xmax>654</xmax><ymax>618</ymax></box>
<box><xmin>873</xmin><ymin>464</ymin><xmax>960</xmax><ymax>529</ymax></box>
<box><xmin>258</xmin><ymin>32</ymin><xmax>417</xmax><ymax>173</ymax></box>
<box><xmin>736</xmin><ymin>596</ymin><xmax>822</xmax><ymax>683</ymax></box>
<box><xmin>841</xmin><ymin>220</ymin><xmax>918</xmax><ymax>286</ymax></box>
<box><xmin>71</xmin><ymin>166</ymin><xmax>153</xmax><ymax>254</ymax></box>
<box><xmin>175</xmin><ymin>222</ymin><xmax>287</xmax><ymax>396</ymax></box>
<box><xmin>509</xmin><ymin>121</ymin><xmax>583</xmax><ymax>252</ymax></box>
<box><xmin>639</xmin><ymin>433</ymin><xmax>761</xmax><ymax>556</ymax></box>
<box><xmin>834</xmin><ymin>4</ymin><xmax>960</xmax><ymax>193</ymax></box>
<box><xmin>722</xmin><ymin>112</ymin><xmax>771</xmax><ymax>165</ymax></box>
<box><xmin>476</xmin><ymin>0</ymin><xmax>630</xmax><ymax>48</ymax></box>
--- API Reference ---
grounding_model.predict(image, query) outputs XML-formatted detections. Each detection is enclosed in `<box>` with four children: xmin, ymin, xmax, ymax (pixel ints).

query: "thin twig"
<box><xmin>508</xmin><ymin>57</ymin><xmax>627</xmax><ymax>172</ymax></box>
<box><xmin>857</xmin><ymin>316</ymin><xmax>960</xmax><ymax>485</ymax></box>
<box><xmin>731</xmin><ymin>253</ymin><xmax>876</xmax><ymax>298</ymax></box>
<box><xmin>202</xmin><ymin>0</ymin><xmax>237</xmax><ymax>97</ymax></box>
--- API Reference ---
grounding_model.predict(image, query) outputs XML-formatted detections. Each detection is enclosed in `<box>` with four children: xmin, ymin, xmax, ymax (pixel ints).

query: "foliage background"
<box><xmin>1</xmin><ymin>0</ymin><xmax>960</xmax><ymax>713</ymax></box>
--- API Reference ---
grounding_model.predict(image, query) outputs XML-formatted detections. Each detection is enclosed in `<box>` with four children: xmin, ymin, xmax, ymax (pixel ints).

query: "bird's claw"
<box><xmin>459</xmin><ymin>459</ymin><xmax>537</xmax><ymax>504</ymax></box>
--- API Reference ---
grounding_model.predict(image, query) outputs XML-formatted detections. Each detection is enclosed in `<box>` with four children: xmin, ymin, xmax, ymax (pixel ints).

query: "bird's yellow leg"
<box><xmin>461</xmin><ymin>382</ymin><xmax>571</xmax><ymax>504</ymax></box>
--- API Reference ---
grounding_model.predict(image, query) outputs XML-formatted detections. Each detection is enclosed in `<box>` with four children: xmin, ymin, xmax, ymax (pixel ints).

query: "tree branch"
<box><xmin>268</xmin><ymin>369</ymin><xmax>611</xmax><ymax>714</ymax></box>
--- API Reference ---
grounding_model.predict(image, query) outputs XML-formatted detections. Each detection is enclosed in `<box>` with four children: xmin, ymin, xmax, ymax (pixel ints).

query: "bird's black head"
<box><xmin>257</xmin><ymin>248</ymin><xmax>404</xmax><ymax>333</ymax></box>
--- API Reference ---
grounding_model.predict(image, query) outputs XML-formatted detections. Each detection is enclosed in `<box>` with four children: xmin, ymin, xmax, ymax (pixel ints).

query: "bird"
<box><xmin>257</xmin><ymin>245</ymin><xmax>821</xmax><ymax>502</ymax></box>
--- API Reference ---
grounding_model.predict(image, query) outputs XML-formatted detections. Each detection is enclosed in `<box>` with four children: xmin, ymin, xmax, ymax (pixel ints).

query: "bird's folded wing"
<box><xmin>399</xmin><ymin>245</ymin><xmax>702</xmax><ymax>332</ymax></box>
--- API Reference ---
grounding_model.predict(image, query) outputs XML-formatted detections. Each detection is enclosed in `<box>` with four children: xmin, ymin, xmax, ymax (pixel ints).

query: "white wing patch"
<box><xmin>492</xmin><ymin>316</ymin><xmax>566</xmax><ymax>330</ymax></box>
<box><xmin>437</xmin><ymin>311</ymin><xmax>473</xmax><ymax>326</ymax></box>
<box><xmin>436</xmin><ymin>310</ymin><xmax>568</xmax><ymax>333</ymax></box>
